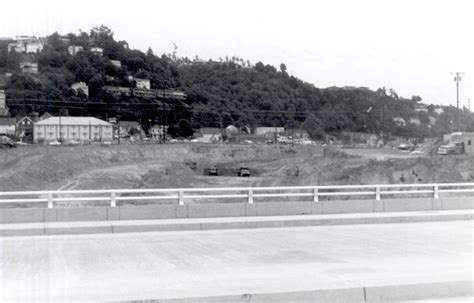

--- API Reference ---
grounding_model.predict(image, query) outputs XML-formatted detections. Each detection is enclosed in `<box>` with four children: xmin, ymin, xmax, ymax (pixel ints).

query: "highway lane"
<box><xmin>1</xmin><ymin>221</ymin><xmax>473</xmax><ymax>301</ymax></box>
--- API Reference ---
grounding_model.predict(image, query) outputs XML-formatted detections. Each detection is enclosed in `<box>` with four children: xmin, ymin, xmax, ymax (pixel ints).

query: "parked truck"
<box><xmin>437</xmin><ymin>141</ymin><xmax>464</xmax><ymax>155</ymax></box>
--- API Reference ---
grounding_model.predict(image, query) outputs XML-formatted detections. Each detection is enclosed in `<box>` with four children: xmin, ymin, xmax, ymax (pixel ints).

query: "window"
<box><xmin>468</xmin><ymin>140</ymin><xmax>472</xmax><ymax>146</ymax></box>
<box><xmin>48</xmin><ymin>132</ymin><xmax>54</xmax><ymax>137</ymax></box>
<box><xmin>82</xmin><ymin>133</ymin><xmax>88</xmax><ymax>137</ymax></box>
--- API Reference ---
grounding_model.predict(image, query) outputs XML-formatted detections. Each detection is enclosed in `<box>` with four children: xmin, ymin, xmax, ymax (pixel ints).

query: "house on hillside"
<box><xmin>135</xmin><ymin>78</ymin><xmax>151</xmax><ymax>90</ymax></box>
<box><xmin>408</xmin><ymin>117</ymin><xmax>421</xmax><ymax>126</ymax></box>
<box><xmin>0</xmin><ymin>118</ymin><xmax>16</xmax><ymax>136</ymax></box>
<box><xmin>71</xmin><ymin>82</ymin><xmax>89</xmax><ymax>97</ymax></box>
<box><xmin>414</xmin><ymin>104</ymin><xmax>428</xmax><ymax>113</ymax></box>
<box><xmin>20</xmin><ymin>61</ymin><xmax>38</xmax><ymax>74</ymax></box>
<box><xmin>90</xmin><ymin>47</ymin><xmax>103</xmax><ymax>56</ymax></box>
<box><xmin>8</xmin><ymin>36</ymin><xmax>43</xmax><ymax>53</ymax></box>
<box><xmin>104</xmin><ymin>86</ymin><xmax>132</xmax><ymax>96</ymax></box>
<box><xmin>392</xmin><ymin>117</ymin><xmax>406</xmax><ymax>127</ymax></box>
<box><xmin>33</xmin><ymin>116</ymin><xmax>113</xmax><ymax>144</ymax></box>
<box><xmin>16</xmin><ymin>116</ymin><xmax>34</xmax><ymax>143</ymax></box>
<box><xmin>20</xmin><ymin>61</ymin><xmax>39</xmax><ymax>74</ymax></box>
<box><xmin>68</xmin><ymin>45</ymin><xmax>83</xmax><ymax>56</ymax></box>
<box><xmin>195</xmin><ymin>128</ymin><xmax>222</xmax><ymax>143</ymax></box>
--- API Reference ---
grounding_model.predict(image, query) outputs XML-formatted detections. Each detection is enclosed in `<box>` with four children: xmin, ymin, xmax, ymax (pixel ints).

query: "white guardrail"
<box><xmin>0</xmin><ymin>183</ymin><xmax>473</xmax><ymax>208</ymax></box>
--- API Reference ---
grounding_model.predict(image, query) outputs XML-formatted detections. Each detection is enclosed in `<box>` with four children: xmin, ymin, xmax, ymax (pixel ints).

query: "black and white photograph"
<box><xmin>0</xmin><ymin>0</ymin><xmax>473</xmax><ymax>302</ymax></box>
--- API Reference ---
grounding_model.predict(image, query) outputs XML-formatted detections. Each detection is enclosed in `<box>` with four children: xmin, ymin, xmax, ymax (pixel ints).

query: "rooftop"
<box><xmin>35</xmin><ymin>117</ymin><xmax>112</xmax><ymax>126</ymax></box>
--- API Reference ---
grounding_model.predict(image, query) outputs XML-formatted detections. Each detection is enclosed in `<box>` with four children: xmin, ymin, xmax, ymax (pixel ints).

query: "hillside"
<box><xmin>1</xmin><ymin>26</ymin><xmax>473</xmax><ymax>139</ymax></box>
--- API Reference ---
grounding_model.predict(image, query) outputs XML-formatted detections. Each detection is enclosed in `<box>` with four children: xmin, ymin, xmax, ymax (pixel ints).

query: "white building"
<box><xmin>20</xmin><ymin>61</ymin><xmax>39</xmax><ymax>74</ymax></box>
<box><xmin>68</xmin><ymin>45</ymin><xmax>83</xmax><ymax>56</ymax></box>
<box><xmin>0</xmin><ymin>118</ymin><xmax>16</xmax><ymax>135</ymax></box>
<box><xmin>434</xmin><ymin>108</ymin><xmax>445</xmax><ymax>115</ymax></box>
<box><xmin>25</xmin><ymin>41</ymin><xmax>43</xmax><ymax>53</ymax></box>
<box><xmin>90</xmin><ymin>47</ymin><xmax>103</xmax><ymax>56</ymax></box>
<box><xmin>71</xmin><ymin>82</ymin><xmax>89</xmax><ymax>97</ymax></box>
<box><xmin>255</xmin><ymin>127</ymin><xmax>285</xmax><ymax>136</ymax></box>
<box><xmin>33</xmin><ymin>117</ymin><xmax>113</xmax><ymax>143</ymax></box>
<box><xmin>8</xmin><ymin>36</ymin><xmax>43</xmax><ymax>53</ymax></box>
<box><xmin>135</xmin><ymin>78</ymin><xmax>151</xmax><ymax>90</ymax></box>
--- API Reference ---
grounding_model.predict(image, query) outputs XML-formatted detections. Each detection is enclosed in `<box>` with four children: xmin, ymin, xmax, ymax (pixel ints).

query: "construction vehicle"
<box><xmin>237</xmin><ymin>167</ymin><xmax>250</xmax><ymax>177</ymax></box>
<box><xmin>437</xmin><ymin>141</ymin><xmax>464</xmax><ymax>155</ymax></box>
<box><xmin>208</xmin><ymin>166</ymin><xmax>219</xmax><ymax>176</ymax></box>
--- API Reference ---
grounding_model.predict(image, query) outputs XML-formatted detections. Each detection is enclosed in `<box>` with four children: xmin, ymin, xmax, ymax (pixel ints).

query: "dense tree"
<box><xmin>1</xmin><ymin>27</ymin><xmax>473</xmax><ymax>140</ymax></box>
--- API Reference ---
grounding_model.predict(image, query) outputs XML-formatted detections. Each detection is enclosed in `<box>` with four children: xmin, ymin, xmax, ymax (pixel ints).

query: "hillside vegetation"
<box><xmin>1</xmin><ymin>25</ymin><xmax>473</xmax><ymax>139</ymax></box>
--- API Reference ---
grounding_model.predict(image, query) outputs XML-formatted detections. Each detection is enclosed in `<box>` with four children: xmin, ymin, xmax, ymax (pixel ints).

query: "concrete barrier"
<box><xmin>1</xmin><ymin>197</ymin><xmax>473</xmax><ymax>223</ymax></box>
<box><xmin>188</xmin><ymin>203</ymin><xmax>245</xmax><ymax>218</ymax></box>
<box><xmin>56</xmin><ymin>207</ymin><xmax>108</xmax><ymax>222</ymax></box>
<box><xmin>441</xmin><ymin>197</ymin><xmax>474</xmax><ymax>210</ymax></box>
<box><xmin>0</xmin><ymin>208</ymin><xmax>44</xmax><ymax>223</ymax></box>
<box><xmin>118</xmin><ymin>205</ymin><xmax>180</xmax><ymax>220</ymax></box>
<box><xmin>256</xmin><ymin>202</ymin><xmax>312</xmax><ymax>216</ymax></box>
<box><xmin>383</xmin><ymin>198</ymin><xmax>434</xmax><ymax>212</ymax></box>
<box><xmin>321</xmin><ymin>200</ymin><xmax>374</xmax><ymax>214</ymax></box>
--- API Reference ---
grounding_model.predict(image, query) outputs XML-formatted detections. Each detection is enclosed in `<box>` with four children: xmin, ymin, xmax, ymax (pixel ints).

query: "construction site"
<box><xmin>1</xmin><ymin>143</ymin><xmax>472</xmax><ymax>194</ymax></box>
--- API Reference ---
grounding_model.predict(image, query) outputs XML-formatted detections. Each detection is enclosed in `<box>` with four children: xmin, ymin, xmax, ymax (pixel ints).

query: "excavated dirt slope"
<box><xmin>0</xmin><ymin>144</ymin><xmax>472</xmax><ymax>193</ymax></box>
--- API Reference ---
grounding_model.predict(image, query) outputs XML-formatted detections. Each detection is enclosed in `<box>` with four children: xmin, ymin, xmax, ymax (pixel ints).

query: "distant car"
<box><xmin>237</xmin><ymin>167</ymin><xmax>250</xmax><ymax>177</ymax></box>
<box><xmin>67</xmin><ymin>140</ymin><xmax>80</xmax><ymax>146</ymax></box>
<box><xmin>0</xmin><ymin>136</ymin><xmax>16</xmax><ymax>148</ymax></box>
<box><xmin>49</xmin><ymin>141</ymin><xmax>61</xmax><ymax>146</ymax></box>
<box><xmin>208</xmin><ymin>166</ymin><xmax>219</xmax><ymax>176</ymax></box>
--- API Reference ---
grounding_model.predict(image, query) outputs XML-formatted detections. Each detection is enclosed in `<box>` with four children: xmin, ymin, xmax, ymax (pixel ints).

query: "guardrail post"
<box><xmin>110</xmin><ymin>192</ymin><xmax>116</xmax><ymax>207</ymax></box>
<box><xmin>375</xmin><ymin>186</ymin><xmax>381</xmax><ymax>201</ymax></box>
<box><xmin>178</xmin><ymin>190</ymin><xmax>184</xmax><ymax>205</ymax></box>
<box><xmin>47</xmin><ymin>193</ymin><xmax>53</xmax><ymax>208</ymax></box>
<box><xmin>433</xmin><ymin>185</ymin><xmax>439</xmax><ymax>199</ymax></box>
<box><xmin>248</xmin><ymin>189</ymin><xmax>254</xmax><ymax>204</ymax></box>
<box><xmin>313</xmin><ymin>187</ymin><xmax>319</xmax><ymax>202</ymax></box>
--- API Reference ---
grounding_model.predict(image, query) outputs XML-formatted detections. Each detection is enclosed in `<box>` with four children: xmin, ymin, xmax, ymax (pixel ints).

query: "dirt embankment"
<box><xmin>0</xmin><ymin>144</ymin><xmax>472</xmax><ymax>192</ymax></box>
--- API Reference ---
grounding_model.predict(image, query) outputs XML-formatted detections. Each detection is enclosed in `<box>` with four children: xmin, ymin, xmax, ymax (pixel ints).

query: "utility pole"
<box><xmin>451</xmin><ymin>72</ymin><xmax>464</xmax><ymax>131</ymax></box>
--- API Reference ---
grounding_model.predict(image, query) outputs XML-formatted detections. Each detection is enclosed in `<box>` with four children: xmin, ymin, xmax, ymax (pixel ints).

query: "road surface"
<box><xmin>1</xmin><ymin>221</ymin><xmax>473</xmax><ymax>301</ymax></box>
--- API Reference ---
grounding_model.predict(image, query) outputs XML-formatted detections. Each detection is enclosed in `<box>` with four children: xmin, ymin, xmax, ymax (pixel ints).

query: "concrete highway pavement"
<box><xmin>1</xmin><ymin>221</ymin><xmax>473</xmax><ymax>302</ymax></box>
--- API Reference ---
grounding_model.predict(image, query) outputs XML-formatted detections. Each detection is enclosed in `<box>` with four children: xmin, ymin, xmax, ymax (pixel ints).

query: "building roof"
<box><xmin>0</xmin><ymin>118</ymin><xmax>16</xmax><ymax>125</ymax></box>
<box><xmin>35</xmin><ymin>117</ymin><xmax>112</xmax><ymax>126</ymax></box>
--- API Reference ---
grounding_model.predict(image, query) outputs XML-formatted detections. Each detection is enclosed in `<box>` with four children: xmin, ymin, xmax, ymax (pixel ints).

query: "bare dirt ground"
<box><xmin>0</xmin><ymin>143</ymin><xmax>472</xmax><ymax>194</ymax></box>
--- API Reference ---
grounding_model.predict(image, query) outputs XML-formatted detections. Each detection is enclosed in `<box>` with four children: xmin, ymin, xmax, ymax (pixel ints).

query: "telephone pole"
<box><xmin>451</xmin><ymin>72</ymin><xmax>464</xmax><ymax>131</ymax></box>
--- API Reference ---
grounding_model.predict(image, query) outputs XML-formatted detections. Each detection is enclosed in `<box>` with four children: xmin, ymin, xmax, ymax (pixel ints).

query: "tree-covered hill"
<box><xmin>1</xmin><ymin>26</ymin><xmax>472</xmax><ymax>139</ymax></box>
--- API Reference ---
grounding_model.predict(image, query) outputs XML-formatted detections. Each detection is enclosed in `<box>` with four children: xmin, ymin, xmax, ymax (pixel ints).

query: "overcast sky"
<box><xmin>2</xmin><ymin>0</ymin><xmax>473</xmax><ymax>108</ymax></box>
